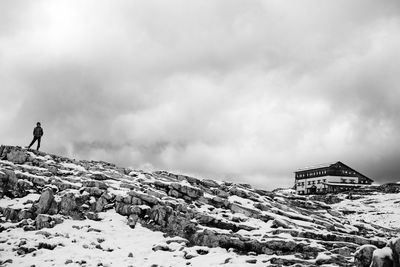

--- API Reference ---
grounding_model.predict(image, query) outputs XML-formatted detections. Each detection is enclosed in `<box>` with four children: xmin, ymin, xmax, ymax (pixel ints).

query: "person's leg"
<box><xmin>28</xmin><ymin>137</ymin><xmax>37</xmax><ymax>149</ymax></box>
<box><xmin>36</xmin><ymin>137</ymin><xmax>41</xmax><ymax>150</ymax></box>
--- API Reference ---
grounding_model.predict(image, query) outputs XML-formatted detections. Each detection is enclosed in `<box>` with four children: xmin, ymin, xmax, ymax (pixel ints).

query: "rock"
<box><xmin>83</xmin><ymin>187</ymin><xmax>104</xmax><ymax>197</ymax></box>
<box><xmin>90</xmin><ymin>173</ymin><xmax>110</xmax><ymax>181</ymax></box>
<box><xmin>35</xmin><ymin>214</ymin><xmax>52</xmax><ymax>230</ymax></box>
<box><xmin>370</xmin><ymin>247</ymin><xmax>394</xmax><ymax>267</ymax></box>
<box><xmin>264</xmin><ymin>239</ymin><xmax>297</xmax><ymax>252</ymax></box>
<box><xmin>35</xmin><ymin>214</ymin><xmax>63</xmax><ymax>230</ymax></box>
<box><xmin>94</xmin><ymin>196</ymin><xmax>108</xmax><ymax>212</ymax></box>
<box><xmin>59</xmin><ymin>191</ymin><xmax>88</xmax><ymax>218</ymax></box>
<box><xmin>85</xmin><ymin>212</ymin><xmax>101</xmax><ymax>221</ymax></box>
<box><xmin>36</xmin><ymin>188</ymin><xmax>55</xmax><ymax>214</ymax></box>
<box><xmin>211</xmin><ymin>188</ymin><xmax>230</xmax><ymax>198</ymax></box>
<box><xmin>148</xmin><ymin>205</ymin><xmax>172</xmax><ymax>226</ymax></box>
<box><xmin>37</xmin><ymin>242</ymin><xmax>57</xmax><ymax>250</ymax></box>
<box><xmin>354</xmin><ymin>244</ymin><xmax>378</xmax><ymax>267</ymax></box>
<box><xmin>23</xmin><ymin>225</ymin><xmax>36</xmax><ymax>231</ymax></box>
<box><xmin>16</xmin><ymin>246</ymin><xmax>36</xmax><ymax>255</ymax></box>
<box><xmin>2</xmin><ymin>207</ymin><xmax>21</xmax><ymax>222</ymax></box>
<box><xmin>184</xmin><ymin>252</ymin><xmax>197</xmax><ymax>259</ymax></box>
<box><xmin>152</xmin><ymin>244</ymin><xmax>171</xmax><ymax>252</ymax></box>
<box><xmin>272</xmin><ymin>218</ymin><xmax>289</xmax><ymax>229</ymax></box>
<box><xmin>230</xmin><ymin>203</ymin><xmax>260</xmax><ymax>218</ymax></box>
<box><xmin>332</xmin><ymin>246</ymin><xmax>352</xmax><ymax>257</ymax></box>
<box><xmin>169</xmin><ymin>183</ymin><xmax>203</xmax><ymax>199</ymax></box>
<box><xmin>0</xmin><ymin>145</ymin><xmax>5</xmax><ymax>158</ymax></box>
<box><xmin>82</xmin><ymin>180</ymin><xmax>108</xmax><ymax>189</ymax></box>
<box><xmin>168</xmin><ymin>189</ymin><xmax>181</xmax><ymax>198</ymax></box>
<box><xmin>87</xmin><ymin>227</ymin><xmax>101</xmax><ymax>233</ymax></box>
<box><xmin>387</xmin><ymin>238</ymin><xmax>400</xmax><ymax>267</ymax></box>
<box><xmin>229</xmin><ymin>186</ymin><xmax>249</xmax><ymax>198</ymax></box>
<box><xmin>7</xmin><ymin>150</ymin><xmax>28</xmax><ymax>164</ymax></box>
<box><xmin>128</xmin><ymin>214</ymin><xmax>139</xmax><ymax>228</ymax></box>
<box><xmin>35</xmin><ymin>231</ymin><xmax>52</xmax><ymax>238</ymax></box>
<box><xmin>32</xmin><ymin>176</ymin><xmax>47</xmax><ymax>186</ymax></box>
<box><xmin>17</xmin><ymin>210</ymin><xmax>34</xmax><ymax>221</ymax></box>
<box><xmin>128</xmin><ymin>190</ymin><xmax>159</xmax><ymax>205</ymax></box>
<box><xmin>60</xmin><ymin>192</ymin><xmax>77</xmax><ymax>212</ymax></box>
<box><xmin>146</xmin><ymin>188</ymin><xmax>167</xmax><ymax>199</ymax></box>
<box><xmin>201</xmin><ymin>179</ymin><xmax>220</xmax><ymax>188</ymax></box>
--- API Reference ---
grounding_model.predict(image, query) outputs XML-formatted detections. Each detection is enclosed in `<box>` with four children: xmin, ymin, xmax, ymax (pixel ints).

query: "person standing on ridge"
<box><xmin>28</xmin><ymin>122</ymin><xmax>44</xmax><ymax>150</ymax></box>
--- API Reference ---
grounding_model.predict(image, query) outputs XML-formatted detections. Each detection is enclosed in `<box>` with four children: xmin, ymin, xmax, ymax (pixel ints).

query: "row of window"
<box><xmin>296</xmin><ymin>170</ymin><xmax>327</xmax><ymax>178</ymax></box>
<box><xmin>297</xmin><ymin>179</ymin><xmax>327</xmax><ymax>187</ymax></box>
<box><xmin>342</xmin><ymin>170</ymin><xmax>356</xmax><ymax>175</ymax></box>
<box><xmin>297</xmin><ymin>188</ymin><xmax>327</xmax><ymax>194</ymax></box>
<box><xmin>298</xmin><ymin>179</ymin><xmax>369</xmax><ymax>188</ymax></box>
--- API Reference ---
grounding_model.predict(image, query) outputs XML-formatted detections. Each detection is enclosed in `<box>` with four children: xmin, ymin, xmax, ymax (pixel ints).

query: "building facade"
<box><xmin>294</xmin><ymin>161</ymin><xmax>373</xmax><ymax>195</ymax></box>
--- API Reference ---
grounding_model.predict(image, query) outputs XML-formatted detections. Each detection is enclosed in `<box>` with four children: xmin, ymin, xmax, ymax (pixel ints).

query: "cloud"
<box><xmin>1</xmin><ymin>0</ymin><xmax>400</xmax><ymax>189</ymax></box>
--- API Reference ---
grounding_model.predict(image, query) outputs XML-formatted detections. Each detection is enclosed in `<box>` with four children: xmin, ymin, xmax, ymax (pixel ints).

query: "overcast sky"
<box><xmin>1</xmin><ymin>0</ymin><xmax>400</xmax><ymax>189</ymax></box>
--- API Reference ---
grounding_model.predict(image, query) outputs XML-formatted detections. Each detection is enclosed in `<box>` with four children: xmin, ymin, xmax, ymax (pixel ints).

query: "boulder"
<box><xmin>36</xmin><ymin>188</ymin><xmax>55</xmax><ymax>214</ymax></box>
<box><xmin>201</xmin><ymin>179</ymin><xmax>220</xmax><ymax>188</ymax></box>
<box><xmin>0</xmin><ymin>145</ymin><xmax>5</xmax><ymax>159</ymax></box>
<box><xmin>94</xmin><ymin>196</ymin><xmax>108</xmax><ymax>212</ymax></box>
<box><xmin>230</xmin><ymin>203</ymin><xmax>260</xmax><ymax>218</ymax></box>
<box><xmin>354</xmin><ymin>244</ymin><xmax>378</xmax><ymax>267</ymax></box>
<box><xmin>1</xmin><ymin>207</ymin><xmax>21</xmax><ymax>222</ymax></box>
<box><xmin>59</xmin><ymin>192</ymin><xmax>79</xmax><ymax>217</ymax></box>
<box><xmin>35</xmin><ymin>214</ymin><xmax>63</xmax><ymax>230</ymax></box>
<box><xmin>370</xmin><ymin>247</ymin><xmax>394</xmax><ymax>267</ymax></box>
<box><xmin>82</xmin><ymin>180</ymin><xmax>108</xmax><ymax>190</ymax></box>
<box><xmin>264</xmin><ymin>239</ymin><xmax>297</xmax><ymax>252</ymax></box>
<box><xmin>35</xmin><ymin>214</ymin><xmax>52</xmax><ymax>229</ymax></box>
<box><xmin>149</xmin><ymin>205</ymin><xmax>172</xmax><ymax>226</ymax></box>
<box><xmin>127</xmin><ymin>214</ymin><xmax>139</xmax><ymax>228</ymax></box>
<box><xmin>272</xmin><ymin>218</ymin><xmax>290</xmax><ymax>229</ymax></box>
<box><xmin>229</xmin><ymin>186</ymin><xmax>249</xmax><ymax>198</ymax></box>
<box><xmin>6</xmin><ymin>150</ymin><xmax>28</xmax><ymax>164</ymax></box>
<box><xmin>128</xmin><ymin>190</ymin><xmax>159</xmax><ymax>205</ymax></box>
<box><xmin>169</xmin><ymin>183</ymin><xmax>203</xmax><ymax>199</ymax></box>
<box><xmin>331</xmin><ymin>246</ymin><xmax>353</xmax><ymax>257</ymax></box>
<box><xmin>388</xmin><ymin>238</ymin><xmax>400</xmax><ymax>267</ymax></box>
<box><xmin>90</xmin><ymin>173</ymin><xmax>110</xmax><ymax>181</ymax></box>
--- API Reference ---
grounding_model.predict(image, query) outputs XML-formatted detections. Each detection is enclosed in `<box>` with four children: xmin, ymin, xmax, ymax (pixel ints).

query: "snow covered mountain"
<box><xmin>0</xmin><ymin>145</ymin><xmax>399</xmax><ymax>267</ymax></box>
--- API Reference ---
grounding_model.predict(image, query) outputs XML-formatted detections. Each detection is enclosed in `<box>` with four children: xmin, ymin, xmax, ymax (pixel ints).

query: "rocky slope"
<box><xmin>0</xmin><ymin>145</ymin><xmax>399</xmax><ymax>266</ymax></box>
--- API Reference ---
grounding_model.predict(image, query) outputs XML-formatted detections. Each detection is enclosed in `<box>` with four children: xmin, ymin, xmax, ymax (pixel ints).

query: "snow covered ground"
<box><xmin>1</xmin><ymin>210</ymin><xmax>273</xmax><ymax>267</ymax></box>
<box><xmin>333</xmin><ymin>192</ymin><xmax>400</xmax><ymax>230</ymax></box>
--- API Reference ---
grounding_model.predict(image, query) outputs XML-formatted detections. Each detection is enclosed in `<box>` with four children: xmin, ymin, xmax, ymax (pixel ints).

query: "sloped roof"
<box><xmin>296</xmin><ymin>161</ymin><xmax>338</xmax><ymax>172</ymax></box>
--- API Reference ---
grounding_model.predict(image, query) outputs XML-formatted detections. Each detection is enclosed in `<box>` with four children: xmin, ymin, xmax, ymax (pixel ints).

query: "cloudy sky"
<box><xmin>1</xmin><ymin>0</ymin><xmax>400</xmax><ymax>189</ymax></box>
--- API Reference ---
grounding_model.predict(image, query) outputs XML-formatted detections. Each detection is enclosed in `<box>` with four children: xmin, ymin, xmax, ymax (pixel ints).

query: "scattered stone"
<box><xmin>35</xmin><ymin>231</ymin><xmax>52</xmax><ymax>238</ymax></box>
<box><xmin>245</xmin><ymin>259</ymin><xmax>257</xmax><ymax>264</ymax></box>
<box><xmin>152</xmin><ymin>244</ymin><xmax>171</xmax><ymax>252</ymax></box>
<box><xmin>87</xmin><ymin>228</ymin><xmax>101</xmax><ymax>233</ymax></box>
<box><xmin>37</xmin><ymin>242</ymin><xmax>57</xmax><ymax>250</ymax></box>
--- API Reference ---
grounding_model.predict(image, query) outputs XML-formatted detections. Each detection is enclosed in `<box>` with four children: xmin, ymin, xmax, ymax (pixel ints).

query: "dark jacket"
<box><xmin>33</xmin><ymin>126</ymin><xmax>43</xmax><ymax>137</ymax></box>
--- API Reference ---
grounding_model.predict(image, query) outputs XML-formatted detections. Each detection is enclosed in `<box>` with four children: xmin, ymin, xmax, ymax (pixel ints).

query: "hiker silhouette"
<box><xmin>28</xmin><ymin>122</ymin><xmax>44</xmax><ymax>150</ymax></box>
